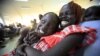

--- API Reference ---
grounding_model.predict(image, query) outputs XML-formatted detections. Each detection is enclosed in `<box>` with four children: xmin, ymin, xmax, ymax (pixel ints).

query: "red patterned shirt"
<box><xmin>33</xmin><ymin>25</ymin><xmax>96</xmax><ymax>54</ymax></box>
<box><xmin>3</xmin><ymin>25</ymin><xmax>96</xmax><ymax>56</ymax></box>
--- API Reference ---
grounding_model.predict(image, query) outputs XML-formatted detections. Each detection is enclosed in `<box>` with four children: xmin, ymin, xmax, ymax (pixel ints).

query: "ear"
<box><xmin>39</xmin><ymin>14</ymin><xmax>43</xmax><ymax>20</ymax></box>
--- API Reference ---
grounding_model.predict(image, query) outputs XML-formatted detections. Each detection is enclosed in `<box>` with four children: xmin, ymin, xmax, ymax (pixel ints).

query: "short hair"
<box><xmin>83</xmin><ymin>5</ymin><xmax>100</xmax><ymax>21</ymax></box>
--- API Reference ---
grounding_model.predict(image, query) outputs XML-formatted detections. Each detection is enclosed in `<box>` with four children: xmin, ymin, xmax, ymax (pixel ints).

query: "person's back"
<box><xmin>81</xmin><ymin>20</ymin><xmax>100</xmax><ymax>38</ymax></box>
<box><xmin>80</xmin><ymin>6</ymin><xmax>100</xmax><ymax>56</ymax></box>
<box><xmin>3</xmin><ymin>12</ymin><xmax>61</xmax><ymax>56</ymax></box>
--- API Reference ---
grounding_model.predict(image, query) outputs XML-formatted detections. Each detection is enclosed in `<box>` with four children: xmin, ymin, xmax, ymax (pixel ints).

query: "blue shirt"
<box><xmin>80</xmin><ymin>20</ymin><xmax>100</xmax><ymax>56</ymax></box>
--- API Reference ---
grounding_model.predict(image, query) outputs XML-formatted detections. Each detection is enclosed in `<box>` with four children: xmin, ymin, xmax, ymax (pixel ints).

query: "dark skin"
<box><xmin>57</xmin><ymin>2</ymin><xmax>85</xmax><ymax>56</ymax></box>
<box><xmin>82</xmin><ymin>6</ymin><xmax>100</xmax><ymax>21</ymax></box>
<box><xmin>81</xmin><ymin>5</ymin><xmax>100</xmax><ymax>56</ymax></box>
<box><xmin>15</xmin><ymin>12</ymin><xmax>60</xmax><ymax>55</ymax></box>
<box><xmin>59</xmin><ymin>1</ymin><xmax>83</xmax><ymax>29</ymax></box>
<box><xmin>36</xmin><ymin>13</ymin><xmax>60</xmax><ymax>36</ymax></box>
<box><xmin>25</xmin><ymin>33</ymin><xmax>85</xmax><ymax>56</ymax></box>
<box><xmin>24</xmin><ymin>12</ymin><xmax>60</xmax><ymax>45</ymax></box>
<box><xmin>15</xmin><ymin>32</ymin><xmax>85</xmax><ymax>56</ymax></box>
<box><xmin>17</xmin><ymin>12</ymin><xmax>60</xmax><ymax>46</ymax></box>
<box><xmin>59</xmin><ymin>4</ymin><xmax>76</xmax><ymax>29</ymax></box>
<box><xmin>16</xmin><ymin>12</ymin><xmax>85</xmax><ymax>56</ymax></box>
<box><xmin>15</xmin><ymin>2</ymin><xmax>84</xmax><ymax>56</ymax></box>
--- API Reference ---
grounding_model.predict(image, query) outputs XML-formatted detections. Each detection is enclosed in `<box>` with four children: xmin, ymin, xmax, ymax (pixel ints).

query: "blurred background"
<box><xmin>0</xmin><ymin>0</ymin><xmax>100</xmax><ymax>26</ymax></box>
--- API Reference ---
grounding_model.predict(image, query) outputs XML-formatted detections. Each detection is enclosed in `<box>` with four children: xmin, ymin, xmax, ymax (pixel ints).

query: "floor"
<box><xmin>0</xmin><ymin>36</ymin><xmax>20</xmax><ymax>56</ymax></box>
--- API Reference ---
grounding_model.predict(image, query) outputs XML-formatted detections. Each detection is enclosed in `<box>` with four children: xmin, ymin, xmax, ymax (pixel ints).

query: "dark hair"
<box><xmin>67</xmin><ymin>1</ymin><xmax>83</xmax><ymax>24</ymax></box>
<box><xmin>82</xmin><ymin>6</ymin><xmax>100</xmax><ymax>21</ymax></box>
<box><xmin>44</xmin><ymin>12</ymin><xmax>61</xmax><ymax>31</ymax></box>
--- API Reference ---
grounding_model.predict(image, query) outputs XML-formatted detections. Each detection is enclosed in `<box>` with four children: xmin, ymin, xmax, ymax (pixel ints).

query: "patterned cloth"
<box><xmin>33</xmin><ymin>25</ymin><xmax>96</xmax><ymax>52</ymax></box>
<box><xmin>3</xmin><ymin>25</ymin><xmax>96</xmax><ymax>56</ymax></box>
<box><xmin>81</xmin><ymin>20</ymin><xmax>100</xmax><ymax>56</ymax></box>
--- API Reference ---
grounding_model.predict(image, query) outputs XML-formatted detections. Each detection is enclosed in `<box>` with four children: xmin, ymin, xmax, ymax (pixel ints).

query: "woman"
<box><xmin>18</xmin><ymin>2</ymin><xmax>96</xmax><ymax>56</ymax></box>
<box><xmin>3</xmin><ymin>2</ymin><xmax>96</xmax><ymax>56</ymax></box>
<box><xmin>59</xmin><ymin>1</ymin><xmax>83</xmax><ymax>29</ymax></box>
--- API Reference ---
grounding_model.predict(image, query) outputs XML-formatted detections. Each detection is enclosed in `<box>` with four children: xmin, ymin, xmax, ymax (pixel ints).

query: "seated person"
<box><xmin>3</xmin><ymin>12</ymin><xmax>61</xmax><ymax>56</ymax></box>
<box><xmin>80</xmin><ymin>5</ymin><xmax>100</xmax><ymax>56</ymax></box>
<box><xmin>16</xmin><ymin>2</ymin><xmax>96</xmax><ymax>56</ymax></box>
<box><xmin>22</xmin><ymin>2</ymin><xmax>96</xmax><ymax>56</ymax></box>
<box><xmin>17</xmin><ymin>27</ymin><xmax>30</xmax><ymax>47</ymax></box>
<box><xmin>59</xmin><ymin>1</ymin><xmax>83</xmax><ymax>29</ymax></box>
<box><xmin>24</xmin><ymin>17</ymin><xmax>95</xmax><ymax>56</ymax></box>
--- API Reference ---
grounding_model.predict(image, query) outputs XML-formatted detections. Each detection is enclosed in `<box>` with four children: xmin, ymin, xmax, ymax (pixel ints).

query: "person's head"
<box><xmin>82</xmin><ymin>6</ymin><xmax>100</xmax><ymax>22</ymax></box>
<box><xmin>33</xmin><ymin>19</ymin><xmax>36</xmax><ymax>23</ymax></box>
<box><xmin>59</xmin><ymin>1</ymin><xmax>83</xmax><ymax>28</ymax></box>
<box><xmin>36</xmin><ymin>12</ymin><xmax>60</xmax><ymax>36</ymax></box>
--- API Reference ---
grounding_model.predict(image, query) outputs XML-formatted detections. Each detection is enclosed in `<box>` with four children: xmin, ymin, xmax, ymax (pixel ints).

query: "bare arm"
<box><xmin>25</xmin><ymin>33</ymin><xmax>85</xmax><ymax>56</ymax></box>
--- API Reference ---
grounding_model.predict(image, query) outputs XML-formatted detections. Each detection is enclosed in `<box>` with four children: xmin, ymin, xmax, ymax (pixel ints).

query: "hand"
<box><xmin>24</xmin><ymin>31</ymin><xmax>40</xmax><ymax>45</ymax></box>
<box><xmin>15</xmin><ymin>44</ymin><xmax>27</xmax><ymax>56</ymax></box>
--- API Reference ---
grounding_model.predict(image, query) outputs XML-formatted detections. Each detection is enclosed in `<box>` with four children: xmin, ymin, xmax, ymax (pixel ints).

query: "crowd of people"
<box><xmin>0</xmin><ymin>19</ymin><xmax>37</xmax><ymax>48</ymax></box>
<box><xmin>1</xmin><ymin>1</ymin><xmax>100</xmax><ymax>56</ymax></box>
<box><xmin>0</xmin><ymin>23</ymin><xmax>22</xmax><ymax>48</ymax></box>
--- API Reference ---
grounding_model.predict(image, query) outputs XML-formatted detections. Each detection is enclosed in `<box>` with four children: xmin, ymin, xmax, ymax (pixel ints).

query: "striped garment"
<box><xmin>33</xmin><ymin>25</ymin><xmax>96</xmax><ymax>55</ymax></box>
<box><xmin>3</xmin><ymin>25</ymin><xmax>96</xmax><ymax>56</ymax></box>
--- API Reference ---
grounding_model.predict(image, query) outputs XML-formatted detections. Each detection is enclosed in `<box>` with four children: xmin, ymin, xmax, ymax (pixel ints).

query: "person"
<box><xmin>80</xmin><ymin>6</ymin><xmax>100</xmax><ymax>56</ymax></box>
<box><xmin>39</xmin><ymin>14</ymin><xmax>43</xmax><ymax>20</ymax></box>
<box><xmin>31</xmin><ymin>19</ymin><xmax>37</xmax><ymax>31</ymax></box>
<box><xmin>17</xmin><ymin>27</ymin><xmax>30</xmax><ymax>47</ymax></box>
<box><xmin>3</xmin><ymin>2</ymin><xmax>96</xmax><ymax>56</ymax></box>
<box><xmin>3</xmin><ymin>12</ymin><xmax>61</xmax><ymax>56</ymax></box>
<box><xmin>21</xmin><ymin>2</ymin><xmax>95</xmax><ymax>56</ymax></box>
<box><xmin>0</xmin><ymin>23</ymin><xmax>5</xmax><ymax>48</ymax></box>
<box><xmin>59</xmin><ymin>1</ymin><xmax>83</xmax><ymax>29</ymax></box>
<box><xmin>22</xmin><ymin>15</ymin><xmax>95</xmax><ymax>56</ymax></box>
<box><xmin>15</xmin><ymin>2</ymin><xmax>96</xmax><ymax>56</ymax></box>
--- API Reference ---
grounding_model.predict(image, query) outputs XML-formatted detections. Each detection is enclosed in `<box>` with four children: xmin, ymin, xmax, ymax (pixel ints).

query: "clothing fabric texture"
<box><xmin>3</xmin><ymin>25</ymin><xmax>96</xmax><ymax>56</ymax></box>
<box><xmin>80</xmin><ymin>20</ymin><xmax>100</xmax><ymax>56</ymax></box>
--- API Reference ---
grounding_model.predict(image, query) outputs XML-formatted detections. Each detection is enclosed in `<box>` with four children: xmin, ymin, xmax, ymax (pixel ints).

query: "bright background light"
<box><xmin>0</xmin><ymin>17</ymin><xmax>4</xmax><ymax>24</ymax></box>
<box><xmin>3</xmin><ymin>0</ymin><xmax>99</xmax><ymax>26</ymax></box>
<box><xmin>15</xmin><ymin>0</ymin><xmax>29</xmax><ymax>2</ymax></box>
